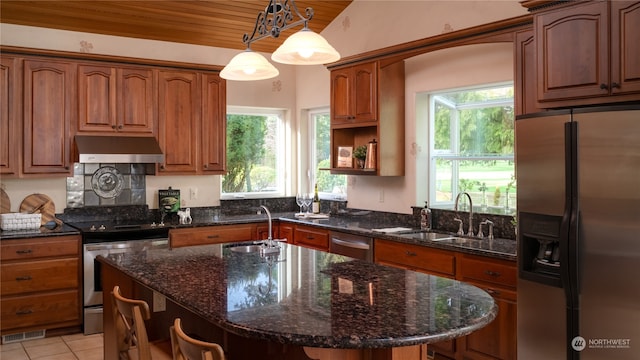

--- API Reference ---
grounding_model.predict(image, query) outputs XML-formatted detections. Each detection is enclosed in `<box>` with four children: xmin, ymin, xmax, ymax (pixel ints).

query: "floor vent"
<box><xmin>2</xmin><ymin>329</ymin><xmax>46</xmax><ymax>344</ymax></box>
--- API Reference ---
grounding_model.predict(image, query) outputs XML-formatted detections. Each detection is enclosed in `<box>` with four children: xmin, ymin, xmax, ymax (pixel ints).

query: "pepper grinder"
<box><xmin>364</xmin><ymin>139</ymin><xmax>377</xmax><ymax>170</ymax></box>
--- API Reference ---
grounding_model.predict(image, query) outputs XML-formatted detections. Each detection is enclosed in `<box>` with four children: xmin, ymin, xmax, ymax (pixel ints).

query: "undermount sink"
<box><xmin>229</xmin><ymin>245</ymin><xmax>263</xmax><ymax>253</ymax></box>
<box><xmin>398</xmin><ymin>231</ymin><xmax>458</xmax><ymax>241</ymax></box>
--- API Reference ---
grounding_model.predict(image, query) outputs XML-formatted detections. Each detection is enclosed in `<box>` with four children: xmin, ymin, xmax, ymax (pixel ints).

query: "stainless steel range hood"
<box><xmin>75</xmin><ymin>135</ymin><xmax>165</xmax><ymax>163</ymax></box>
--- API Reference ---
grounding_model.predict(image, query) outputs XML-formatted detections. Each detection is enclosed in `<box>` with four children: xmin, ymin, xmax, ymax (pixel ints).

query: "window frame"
<box><xmin>221</xmin><ymin>106</ymin><xmax>288</xmax><ymax>199</ymax></box>
<box><xmin>308</xmin><ymin>108</ymin><xmax>347</xmax><ymax>200</ymax></box>
<box><xmin>428</xmin><ymin>82</ymin><xmax>515</xmax><ymax>208</ymax></box>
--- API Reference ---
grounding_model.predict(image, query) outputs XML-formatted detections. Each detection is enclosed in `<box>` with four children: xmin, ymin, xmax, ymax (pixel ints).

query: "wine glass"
<box><xmin>295</xmin><ymin>193</ymin><xmax>304</xmax><ymax>215</ymax></box>
<box><xmin>303</xmin><ymin>193</ymin><xmax>313</xmax><ymax>215</ymax></box>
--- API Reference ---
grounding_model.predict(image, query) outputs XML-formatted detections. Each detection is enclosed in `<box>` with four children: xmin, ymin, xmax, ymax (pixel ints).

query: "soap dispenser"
<box><xmin>420</xmin><ymin>201</ymin><xmax>432</xmax><ymax>231</ymax></box>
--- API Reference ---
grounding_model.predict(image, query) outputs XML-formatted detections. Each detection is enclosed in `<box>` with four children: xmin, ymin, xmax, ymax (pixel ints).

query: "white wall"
<box><xmin>0</xmin><ymin>1</ymin><xmax>527</xmax><ymax>214</ymax></box>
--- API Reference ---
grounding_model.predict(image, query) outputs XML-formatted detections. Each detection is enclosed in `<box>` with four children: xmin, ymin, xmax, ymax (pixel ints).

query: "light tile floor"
<box><xmin>0</xmin><ymin>333</ymin><xmax>103</xmax><ymax>360</ymax></box>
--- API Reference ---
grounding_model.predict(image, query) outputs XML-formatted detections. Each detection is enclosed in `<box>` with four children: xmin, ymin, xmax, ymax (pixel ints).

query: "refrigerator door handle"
<box><xmin>563</xmin><ymin>120</ymin><xmax>580</xmax><ymax>360</ymax></box>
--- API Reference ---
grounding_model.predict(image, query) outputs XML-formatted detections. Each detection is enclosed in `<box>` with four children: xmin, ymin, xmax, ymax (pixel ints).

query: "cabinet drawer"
<box><xmin>1</xmin><ymin>236</ymin><xmax>79</xmax><ymax>261</ymax></box>
<box><xmin>375</xmin><ymin>239</ymin><xmax>455</xmax><ymax>277</ymax></box>
<box><xmin>170</xmin><ymin>225</ymin><xmax>255</xmax><ymax>248</ymax></box>
<box><xmin>1</xmin><ymin>258</ymin><xmax>79</xmax><ymax>296</ymax></box>
<box><xmin>1</xmin><ymin>290</ymin><xmax>80</xmax><ymax>331</ymax></box>
<box><xmin>458</xmin><ymin>255</ymin><xmax>516</xmax><ymax>289</ymax></box>
<box><xmin>294</xmin><ymin>227</ymin><xmax>329</xmax><ymax>251</ymax></box>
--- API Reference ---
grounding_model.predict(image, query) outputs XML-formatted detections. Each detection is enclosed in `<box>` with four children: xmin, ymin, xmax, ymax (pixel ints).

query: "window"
<box><xmin>309</xmin><ymin>109</ymin><xmax>346</xmax><ymax>199</ymax></box>
<box><xmin>222</xmin><ymin>107</ymin><xmax>286</xmax><ymax>198</ymax></box>
<box><xmin>429</xmin><ymin>84</ymin><xmax>516</xmax><ymax>212</ymax></box>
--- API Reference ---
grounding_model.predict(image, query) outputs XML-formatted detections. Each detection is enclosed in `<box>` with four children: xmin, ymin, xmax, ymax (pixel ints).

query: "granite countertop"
<box><xmin>0</xmin><ymin>210</ymin><xmax>517</xmax><ymax>261</ymax></box>
<box><xmin>99</xmin><ymin>242</ymin><xmax>497</xmax><ymax>349</ymax></box>
<box><xmin>277</xmin><ymin>215</ymin><xmax>517</xmax><ymax>261</ymax></box>
<box><xmin>0</xmin><ymin>223</ymin><xmax>80</xmax><ymax>240</ymax></box>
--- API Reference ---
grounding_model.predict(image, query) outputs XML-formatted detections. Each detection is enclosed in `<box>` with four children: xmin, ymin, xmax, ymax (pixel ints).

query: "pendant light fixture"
<box><xmin>220</xmin><ymin>0</ymin><xmax>340</xmax><ymax>81</ymax></box>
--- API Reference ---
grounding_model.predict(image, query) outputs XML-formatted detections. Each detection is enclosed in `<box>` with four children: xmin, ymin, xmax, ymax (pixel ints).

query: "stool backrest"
<box><xmin>112</xmin><ymin>285</ymin><xmax>152</xmax><ymax>360</ymax></box>
<box><xmin>170</xmin><ymin>318</ymin><xmax>226</xmax><ymax>360</ymax></box>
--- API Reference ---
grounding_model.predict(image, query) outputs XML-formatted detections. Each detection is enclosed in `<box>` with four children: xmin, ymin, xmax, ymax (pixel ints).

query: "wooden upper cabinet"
<box><xmin>1</xmin><ymin>56</ymin><xmax>20</xmax><ymax>176</ymax></box>
<box><xmin>77</xmin><ymin>64</ymin><xmax>155</xmax><ymax>135</ymax></box>
<box><xmin>329</xmin><ymin>61</ymin><xmax>404</xmax><ymax>176</ymax></box>
<box><xmin>535</xmin><ymin>0</ymin><xmax>640</xmax><ymax>107</ymax></box>
<box><xmin>157</xmin><ymin>69</ymin><xmax>200</xmax><ymax>174</ymax></box>
<box><xmin>201</xmin><ymin>73</ymin><xmax>226</xmax><ymax>174</ymax></box>
<box><xmin>22</xmin><ymin>59</ymin><xmax>74</xmax><ymax>175</ymax></box>
<box><xmin>331</xmin><ymin>62</ymin><xmax>377</xmax><ymax>125</ymax></box>
<box><xmin>610</xmin><ymin>1</ymin><xmax>640</xmax><ymax>95</ymax></box>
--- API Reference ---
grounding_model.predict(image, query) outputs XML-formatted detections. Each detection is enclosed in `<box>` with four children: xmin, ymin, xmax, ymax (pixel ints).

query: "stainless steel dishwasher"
<box><xmin>329</xmin><ymin>231</ymin><xmax>373</xmax><ymax>262</ymax></box>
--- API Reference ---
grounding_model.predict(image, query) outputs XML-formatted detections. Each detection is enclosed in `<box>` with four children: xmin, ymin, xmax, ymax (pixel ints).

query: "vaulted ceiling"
<box><xmin>0</xmin><ymin>1</ymin><xmax>352</xmax><ymax>53</ymax></box>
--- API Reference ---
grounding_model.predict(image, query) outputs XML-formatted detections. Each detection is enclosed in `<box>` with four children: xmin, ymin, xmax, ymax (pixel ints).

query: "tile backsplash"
<box><xmin>66</xmin><ymin>163</ymin><xmax>155</xmax><ymax>208</ymax></box>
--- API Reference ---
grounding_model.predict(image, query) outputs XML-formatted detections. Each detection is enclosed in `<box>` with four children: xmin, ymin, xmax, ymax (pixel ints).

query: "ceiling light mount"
<box><xmin>220</xmin><ymin>0</ymin><xmax>340</xmax><ymax>81</ymax></box>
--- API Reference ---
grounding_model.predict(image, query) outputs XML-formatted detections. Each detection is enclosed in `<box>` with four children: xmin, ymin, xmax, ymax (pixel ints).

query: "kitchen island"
<box><xmin>99</xmin><ymin>241</ymin><xmax>497</xmax><ymax>360</ymax></box>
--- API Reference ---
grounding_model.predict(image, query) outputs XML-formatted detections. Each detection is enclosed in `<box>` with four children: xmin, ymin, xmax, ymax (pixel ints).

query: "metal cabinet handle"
<box><xmin>600</xmin><ymin>83</ymin><xmax>609</xmax><ymax>90</ymax></box>
<box><xmin>16</xmin><ymin>276</ymin><xmax>32</xmax><ymax>281</ymax></box>
<box><xmin>16</xmin><ymin>249</ymin><xmax>33</xmax><ymax>254</ymax></box>
<box><xmin>16</xmin><ymin>309</ymin><xmax>33</xmax><ymax>315</ymax></box>
<box><xmin>207</xmin><ymin>235</ymin><xmax>220</xmax><ymax>239</ymax></box>
<box><xmin>485</xmin><ymin>288</ymin><xmax>501</xmax><ymax>297</ymax></box>
<box><xmin>611</xmin><ymin>82</ymin><xmax>621</xmax><ymax>89</ymax></box>
<box><xmin>405</xmin><ymin>251</ymin><xmax>417</xmax><ymax>257</ymax></box>
<box><xmin>484</xmin><ymin>270</ymin><xmax>501</xmax><ymax>277</ymax></box>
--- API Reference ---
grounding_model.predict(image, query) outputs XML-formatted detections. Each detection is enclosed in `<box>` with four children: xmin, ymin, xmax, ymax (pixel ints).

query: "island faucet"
<box><xmin>259</xmin><ymin>205</ymin><xmax>274</xmax><ymax>244</ymax></box>
<box><xmin>454</xmin><ymin>192</ymin><xmax>474</xmax><ymax>237</ymax></box>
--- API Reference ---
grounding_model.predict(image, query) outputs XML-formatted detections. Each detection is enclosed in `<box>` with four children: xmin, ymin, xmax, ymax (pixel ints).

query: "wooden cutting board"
<box><xmin>1</xmin><ymin>189</ymin><xmax>10</xmax><ymax>213</ymax></box>
<box><xmin>19</xmin><ymin>193</ymin><xmax>56</xmax><ymax>225</ymax></box>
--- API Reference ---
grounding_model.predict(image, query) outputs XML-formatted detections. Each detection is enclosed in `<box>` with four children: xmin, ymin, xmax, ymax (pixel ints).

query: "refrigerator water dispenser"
<box><xmin>518</xmin><ymin>212</ymin><xmax>563</xmax><ymax>288</ymax></box>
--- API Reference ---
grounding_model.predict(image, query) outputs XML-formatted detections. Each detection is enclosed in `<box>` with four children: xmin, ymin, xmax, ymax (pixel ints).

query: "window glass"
<box><xmin>310</xmin><ymin>109</ymin><xmax>346</xmax><ymax>199</ymax></box>
<box><xmin>430</xmin><ymin>84</ymin><xmax>516</xmax><ymax>213</ymax></box>
<box><xmin>222</xmin><ymin>108</ymin><xmax>285</xmax><ymax>198</ymax></box>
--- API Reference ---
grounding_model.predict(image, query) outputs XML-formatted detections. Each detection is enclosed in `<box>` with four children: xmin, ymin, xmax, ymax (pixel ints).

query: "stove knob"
<box><xmin>99</xmin><ymin>225</ymin><xmax>106</xmax><ymax>231</ymax></box>
<box><xmin>150</xmin><ymin>222</ymin><xmax>157</xmax><ymax>227</ymax></box>
<box><xmin>90</xmin><ymin>225</ymin><xmax>97</xmax><ymax>231</ymax></box>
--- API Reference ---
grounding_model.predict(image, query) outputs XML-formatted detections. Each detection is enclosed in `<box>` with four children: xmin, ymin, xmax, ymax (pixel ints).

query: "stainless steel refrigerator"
<box><xmin>515</xmin><ymin>105</ymin><xmax>640</xmax><ymax>360</ymax></box>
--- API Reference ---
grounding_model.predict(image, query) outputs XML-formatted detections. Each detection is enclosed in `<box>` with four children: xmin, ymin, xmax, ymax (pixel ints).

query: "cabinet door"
<box><xmin>352</xmin><ymin>62</ymin><xmax>377</xmax><ymax>123</ymax></box>
<box><xmin>330</xmin><ymin>68</ymin><xmax>352</xmax><ymax>124</ymax></box>
<box><xmin>118</xmin><ymin>67</ymin><xmax>155</xmax><ymax>134</ymax></box>
<box><xmin>536</xmin><ymin>1</ymin><xmax>609</xmax><ymax>102</ymax></box>
<box><xmin>158</xmin><ymin>70</ymin><xmax>200</xmax><ymax>173</ymax></box>
<box><xmin>610</xmin><ymin>1</ymin><xmax>640</xmax><ymax>95</ymax></box>
<box><xmin>458</xmin><ymin>285</ymin><xmax>517</xmax><ymax>360</ymax></box>
<box><xmin>1</xmin><ymin>56</ymin><xmax>20</xmax><ymax>176</ymax></box>
<box><xmin>201</xmin><ymin>73</ymin><xmax>226</xmax><ymax>173</ymax></box>
<box><xmin>515</xmin><ymin>29</ymin><xmax>542</xmax><ymax>116</ymax></box>
<box><xmin>330</xmin><ymin>62</ymin><xmax>377</xmax><ymax>125</ymax></box>
<box><xmin>78</xmin><ymin>64</ymin><xmax>116</xmax><ymax>132</ymax></box>
<box><xmin>23</xmin><ymin>59</ymin><xmax>74</xmax><ymax>175</ymax></box>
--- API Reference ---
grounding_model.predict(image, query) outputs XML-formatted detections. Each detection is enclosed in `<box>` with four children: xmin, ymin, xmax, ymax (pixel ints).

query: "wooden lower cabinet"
<box><xmin>169</xmin><ymin>224</ymin><xmax>256</xmax><ymax>248</ymax></box>
<box><xmin>293</xmin><ymin>224</ymin><xmax>329</xmax><ymax>251</ymax></box>
<box><xmin>0</xmin><ymin>235</ymin><xmax>81</xmax><ymax>336</ymax></box>
<box><xmin>374</xmin><ymin>240</ymin><xmax>517</xmax><ymax>360</ymax></box>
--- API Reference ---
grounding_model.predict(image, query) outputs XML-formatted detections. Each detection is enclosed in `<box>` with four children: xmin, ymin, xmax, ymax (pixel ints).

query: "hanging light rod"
<box><xmin>220</xmin><ymin>0</ymin><xmax>340</xmax><ymax>81</ymax></box>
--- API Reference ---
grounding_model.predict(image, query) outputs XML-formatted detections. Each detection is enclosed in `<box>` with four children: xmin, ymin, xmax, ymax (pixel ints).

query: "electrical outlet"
<box><xmin>379</xmin><ymin>188</ymin><xmax>384</xmax><ymax>202</ymax></box>
<box><xmin>153</xmin><ymin>291</ymin><xmax>166</xmax><ymax>312</ymax></box>
<box><xmin>190</xmin><ymin>187</ymin><xmax>198</xmax><ymax>200</ymax></box>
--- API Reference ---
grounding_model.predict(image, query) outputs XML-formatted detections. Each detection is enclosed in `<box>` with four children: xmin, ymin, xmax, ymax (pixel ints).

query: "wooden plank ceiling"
<box><xmin>0</xmin><ymin>1</ymin><xmax>352</xmax><ymax>53</ymax></box>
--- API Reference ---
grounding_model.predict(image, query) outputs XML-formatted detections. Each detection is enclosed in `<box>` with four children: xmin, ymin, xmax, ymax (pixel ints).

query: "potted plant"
<box><xmin>353</xmin><ymin>145</ymin><xmax>367</xmax><ymax>169</ymax></box>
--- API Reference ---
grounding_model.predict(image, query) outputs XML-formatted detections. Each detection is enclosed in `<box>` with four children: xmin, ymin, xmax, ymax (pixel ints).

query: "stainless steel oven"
<box><xmin>82</xmin><ymin>237</ymin><xmax>168</xmax><ymax>334</ymax></box>
<box><xmin>329</xmin><ymin>231</ymin><xmax>373</xmax><ymax>262</ymax></box>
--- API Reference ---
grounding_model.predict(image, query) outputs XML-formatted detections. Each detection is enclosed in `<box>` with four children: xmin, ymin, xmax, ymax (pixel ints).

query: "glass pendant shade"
<box><xmin>271</xmin><ymin>28</ymin><xmax>340</xmax><ymax>65</ymax></box>
<box><xmin>220</xmin><ymin>49</ymin><xmax>279</xmax><ymax>81</ymax></box>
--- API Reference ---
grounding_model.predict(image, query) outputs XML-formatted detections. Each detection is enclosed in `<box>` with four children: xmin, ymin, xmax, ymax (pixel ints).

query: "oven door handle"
<box><xmin>331</xmin><ymin>237</ymin><xmax>371</xmax><ymax>250</ymax></box>
<box><xmin>84</xmin><ymin>243</ymin><xmax>134</xmax><ymax>252</ymax></box>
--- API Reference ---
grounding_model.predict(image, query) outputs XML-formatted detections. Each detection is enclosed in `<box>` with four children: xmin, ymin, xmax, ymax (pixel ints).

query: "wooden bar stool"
<box><xmin>111</xmin><ymin>286</ymin><xmax>172</xmax><ymax>360</ymax></box>
<box><xmin>170</xmin><ymin>318</ymin><xmax>226</xmax><ymax>360</ymax></box>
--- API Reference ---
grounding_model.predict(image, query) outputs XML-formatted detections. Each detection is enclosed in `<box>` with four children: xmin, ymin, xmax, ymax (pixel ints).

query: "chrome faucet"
<box><xmin>478</xmin><ymin>219</ymin><xmax>494</xmax><ymax>240</ymax></box>
<box><xmin>454</xmin><ymin>192</ymin><xmax>474</xmax><ymax>237</ymax></box>
<box><xmin>258</xmin><ymin>205</ymin><xmax>281</xmax><ymax>254</ymax></box>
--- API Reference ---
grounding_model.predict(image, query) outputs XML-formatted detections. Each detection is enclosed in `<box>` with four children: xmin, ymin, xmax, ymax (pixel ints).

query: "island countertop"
<box><xmin>98</xmin><ymin>241</ymin><xmax>497</xmax><ymax>350</ymax></box>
